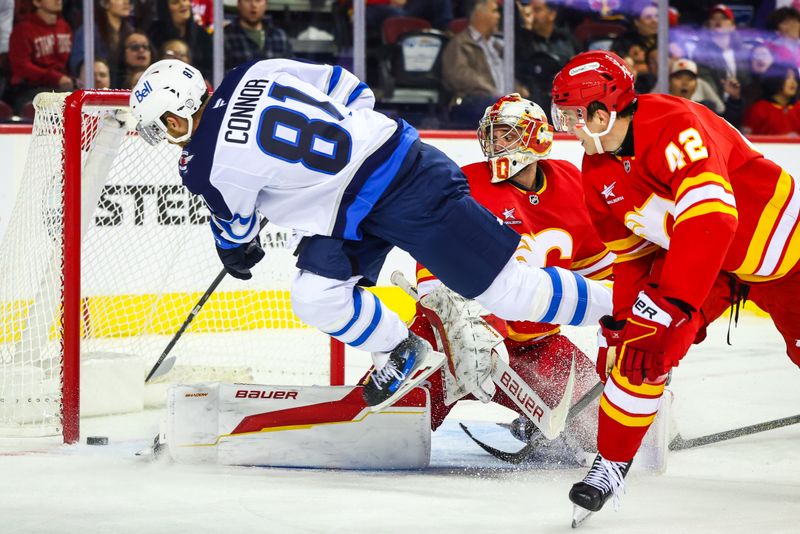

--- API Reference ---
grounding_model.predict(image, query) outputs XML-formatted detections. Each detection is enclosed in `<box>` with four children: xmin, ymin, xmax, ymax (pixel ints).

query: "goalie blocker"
<box><xmin>163</xmin><ymin>382</ymin><xmax>431</xmax><ymax>469</ymax></box>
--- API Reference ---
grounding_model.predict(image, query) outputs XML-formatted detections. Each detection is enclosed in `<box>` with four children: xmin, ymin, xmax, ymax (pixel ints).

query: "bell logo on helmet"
<box><xmin>568</xmin><ymin>62</ymin><xmax>600</xmax><ymax>76</ymax></box>
<box><xmin>134</xmin><ymin>81</ymin><xmax>153</xmax><ymax>103</ymax></box>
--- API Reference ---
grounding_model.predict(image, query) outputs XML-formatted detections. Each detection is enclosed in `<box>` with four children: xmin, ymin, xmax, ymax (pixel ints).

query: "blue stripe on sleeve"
<box><xmin>327</xmin><ymin>65</ymin><xmax>343</xmax><ymax>95</ymax></box>
<box><xmin>350</xmin><ymin>293</ymin><xmax>383</xmax><ymax>347</ymax></box>
<box><xmin>540</xmin><ymin>267</ymin><xmax>563</xmax><ymax>323</ymax></box>
<box><xmin>346</xmin><ymin>82</ymin><xmax>369</xmax><ymax>106</ymax></box>
<box><xmin>327</xmin><ymin>287</ymin><xmax>363</xmax><ymax>337</ymax></box>
<box><xmin>568</xmin><ymin>272</ymin><xmax>589</xmax><ymax>325</ymax></box>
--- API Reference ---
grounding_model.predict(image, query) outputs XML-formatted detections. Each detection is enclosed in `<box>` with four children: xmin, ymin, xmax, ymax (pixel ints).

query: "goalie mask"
<box><xmin>477</xmin><ymin>94</ymin><xmax>554</xmax><ymax>183</ymax></box>
<box><xmin>129</xmin><ymin>59</ymin><xmax>208</xmax><ymax>146</ymax></box>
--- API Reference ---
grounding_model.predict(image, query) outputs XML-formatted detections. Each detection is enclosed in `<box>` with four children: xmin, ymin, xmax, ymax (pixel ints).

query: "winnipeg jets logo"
<box><xmin>601</xmin><ymin>182</ymin><xmax>617</xmax><ymax>199</ymax></box>
<box><xmin>213</xmin><ymin>98</ymin><xmax>227</xmax><ymax>109</ymax></box>
<box><xmin>178</xmin><ymin>151</ymin><xmax>194</xmax><ymax>173</ymax></box>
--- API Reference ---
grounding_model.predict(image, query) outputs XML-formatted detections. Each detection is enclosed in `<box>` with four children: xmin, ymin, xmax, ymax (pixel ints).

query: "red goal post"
<box><xmin>0</xmin><ymin>90</ymin><xmax>344</xmax><ymax>443</ymax></box>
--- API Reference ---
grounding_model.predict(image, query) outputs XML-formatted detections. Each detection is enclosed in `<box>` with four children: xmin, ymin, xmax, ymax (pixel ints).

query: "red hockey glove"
<box><xmin>619</xmin><ymin>285</ymin><xmax>700</xmax><ymax>386</ymax></box>
<box><xmin>596</xmin><ymin>315</ymin><xmax>626</xmax><ymax>382</ymax></box>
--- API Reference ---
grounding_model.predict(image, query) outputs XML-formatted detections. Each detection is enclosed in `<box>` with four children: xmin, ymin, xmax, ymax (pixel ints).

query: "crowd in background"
<box><xmin>0</xmin><ymin>0</ymin><xmax>798</xmax><ymax>135</ymax></box>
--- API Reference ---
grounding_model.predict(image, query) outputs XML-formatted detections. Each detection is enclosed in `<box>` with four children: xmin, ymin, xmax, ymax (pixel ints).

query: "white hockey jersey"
<box><xmin>179</xmin><ymin>59</ymin><xmax>419</xmax><ymax>245</ymax></box>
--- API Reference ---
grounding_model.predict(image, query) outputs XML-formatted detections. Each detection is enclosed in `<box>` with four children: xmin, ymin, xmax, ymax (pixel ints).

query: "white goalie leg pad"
<box><xmin>291</xmin><ymin>270</ymin><xmax>408</xmax><ymax>353</ymax></box>
<box><xmin>164</xmin><ymin>382</ymin><xmax>431</xmax><ymax>469</ymax></box>
<box><xmin>419</xmin><ymin>285</ymin><xmax>500</xmax><ymax>404</ymax></box>
<box><xmin>474</xmin><ymin>257</ymin><xmax>612</xmax><ymax>326</ymax></box>
<box><xmin>632</xmin><ymin>388</ymin><xmax>673</xmax><ymax>473</ymax></box>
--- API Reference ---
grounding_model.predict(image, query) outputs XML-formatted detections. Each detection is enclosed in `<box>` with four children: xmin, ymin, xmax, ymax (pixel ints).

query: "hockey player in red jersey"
<box><xmin>410</xmin><ymin>94</ymin><xmax>615</xmax><ymax>457</ymax></box>
<box><xmin>551</xmin><ymin>50</ymin><xmax>800</xmax><ymax>522</ymax></box>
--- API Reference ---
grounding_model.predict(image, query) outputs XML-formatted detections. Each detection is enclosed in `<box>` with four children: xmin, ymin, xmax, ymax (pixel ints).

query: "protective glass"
<box><xmin>550</xmin><ymin>104</ymin><xmax>588</xmax><ymax>133</ymax></box>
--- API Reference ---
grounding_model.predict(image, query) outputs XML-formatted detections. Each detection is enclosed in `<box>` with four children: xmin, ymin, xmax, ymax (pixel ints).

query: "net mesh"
<box><xmin>0</xmin><ymin>92</ymin><xmax>333</xmax><ymax>437</ymax></box>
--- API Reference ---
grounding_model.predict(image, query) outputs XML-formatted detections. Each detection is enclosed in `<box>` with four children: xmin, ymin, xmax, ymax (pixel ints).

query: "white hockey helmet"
<box><xmin>477</xmin><ymin>94</ymin><xmax>554</xmax><ymax>183</ymax></box>
<box><xmin>129</xmin><ymin>59</ymin><xmax>207</xmax><ymax>146</ymax></box>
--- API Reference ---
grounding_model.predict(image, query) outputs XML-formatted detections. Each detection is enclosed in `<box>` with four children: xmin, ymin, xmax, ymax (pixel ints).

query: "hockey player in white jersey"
<box><xmin>129</xmin><ymin>58</ymin><xmax>612</xmax><ymax>410</ymax></box>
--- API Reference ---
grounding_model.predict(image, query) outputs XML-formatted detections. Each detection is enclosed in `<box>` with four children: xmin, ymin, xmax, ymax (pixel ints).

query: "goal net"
<box><xmin>0</xmin><ymin>91</ymin><xmax>343</xmax><ymax>442</ymax></box>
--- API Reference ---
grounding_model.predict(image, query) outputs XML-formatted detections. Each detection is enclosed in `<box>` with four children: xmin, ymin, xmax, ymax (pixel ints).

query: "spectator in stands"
<box><xmin>366</xmin><ymin>0</ymin><xmax>454</xmax><ymax>33</ymax></box>
<box><xmin>443</xmin><ymin>0</ymin><xmax>522</xmax><ymax>127</ymax></box>
<box><xmin>766</xmin><ymin>7</ymin><xmax>800</xmax><ymax>68</ymax></box>
<box><xmin>515</xmin><ymin>0</ymin><xmax>577</xmax><ymax>116</ymax></box>
<box><xmin>518</xmin><ymin>0</ymin><xmax>578</xmax><ymax>67</ymax></box>
<box><xmin>69</xmin><ymin>0</ymin><xmax>133</xmax><ymax>88</ymax></box>
<box><xmin>148</xmin><ymin>0</ymin><xmax>211</xmax><ymax>78</ymax></box>
<box><xmin>612</xmin><ymin>1</ymin><xmax>658</xmax><ymax>74</ymax></box>
<box><xmin>160</xmin><ymin>37</ymin><xmax>190</xmax><ymax>62</ymax></box>
<box><xmin>76</xmin><ymin>58</ymin><xmax>111</xmax><ymax>88</ymax></box>
<box><xmin>692</xmin><ymin>4</ymin><xmax>751</xmax><ymax>98</ymax></box>
<box><xmin>668</xmin><ymin>57</ymin><xmax>744</xmax><ymax>129</ymax></box>
<box><xmin>224</xmin><ymin>0</ymin><xmax>292</xmax><ymax>72</ymax></box>
<box><xmin>743</xmin><ymin>64</ymin><xmax>800</xmax><ymax>135</ymax></box>
<box><xmin>126</xmin><ymin>66</ymin><xmax>145</xmax><ymax>88</ymax></box>
<box><xmin>742</xmin><ymin>42</ymin><xmax>775</xmax><ymax>105</ymax></box>
<box><xmin>0</xmin><ymin>0</ymin><xmax>12</xmax><ymax>99</ymax></box>
<box><xmin>7</xmin><ymin>0</ymin><xmax>74</xmax><ymax>113</ymax></box>
<box><xmin>118</xmin><ymin>30</ymin><xmax>152</xmax><ymax>88</ymax></box>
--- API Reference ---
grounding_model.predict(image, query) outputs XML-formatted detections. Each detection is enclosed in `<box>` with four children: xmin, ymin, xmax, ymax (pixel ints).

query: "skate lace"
<box><xmin>371</xmin><ymin>359</ymin><xmax>407</xmax><ymax>389</ymax></box>
<box><xmin>583</xmin><ymin>457</ymin><xmax>627</xmax><ymax>509</ymax></box>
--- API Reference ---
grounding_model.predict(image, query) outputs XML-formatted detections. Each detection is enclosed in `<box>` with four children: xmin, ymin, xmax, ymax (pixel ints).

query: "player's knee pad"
<box><xmin>291</xmin><ymin>271</ymin><xmax>408</xmax><ymax>352</ymax></box>
<box><xmin>290</xmin><ymin>271</ymin><xmax>359</xmax><ymax>329</ymax></box>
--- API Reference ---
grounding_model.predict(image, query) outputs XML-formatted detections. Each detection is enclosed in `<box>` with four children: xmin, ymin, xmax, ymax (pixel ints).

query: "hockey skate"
<box><xmin>362</xmin><ymin>332</ymin><xmax>444</xmax><ymax>412</ymax></box>
<box><xmin>569</xmin><ymin>453</ymin><xmax>632</xmax><ymax>528</ymax></box>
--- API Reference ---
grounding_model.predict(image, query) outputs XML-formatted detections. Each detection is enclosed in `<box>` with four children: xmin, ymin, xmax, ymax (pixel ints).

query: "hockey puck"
<box><xmin>86</xmin><ymin>436</ymin><xmax>108</xmax><ymax>446</ymax></box>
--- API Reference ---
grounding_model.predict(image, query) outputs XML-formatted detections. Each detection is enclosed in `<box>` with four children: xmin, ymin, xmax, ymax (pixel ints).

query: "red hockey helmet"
<box><xmin>550</xmin><ymin>51</ymin><xmax>636</xmax><ymax>145</ymax></box>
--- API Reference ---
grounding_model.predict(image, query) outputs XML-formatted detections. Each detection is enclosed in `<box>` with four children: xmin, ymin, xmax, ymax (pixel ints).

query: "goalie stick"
<box><xmin>669</xmin><ymin>413</ymin><xmax>800</xmax><ymax>451</ymax></box>
<box><xmin>145</xmin><ymin>219</ymin><xmax>269</xmax><ymax>383</ymax></box>
<box><xmin>459</xmin><ymin>381</ymin><xmax>604</xmax><ymax>464</ymax></box>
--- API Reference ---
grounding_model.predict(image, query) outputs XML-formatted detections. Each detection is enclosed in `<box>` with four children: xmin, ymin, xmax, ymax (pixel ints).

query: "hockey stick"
<box><xmin>460</xmin><ymin>380</ymin><xmax>604</xmax><ymax>464</ymax></box>
<box><xmin>145</xmin><ymin>219</ymin><xmax>269</xmax><ymax>383</ymax></box>
<box><xmin>669</xmin><ymin>413</ymin><xmax>800</xmax><ymax>451</ymax></box>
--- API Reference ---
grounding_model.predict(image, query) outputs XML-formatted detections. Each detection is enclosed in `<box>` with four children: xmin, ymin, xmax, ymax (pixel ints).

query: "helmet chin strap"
<box><xmin>578</xmin><ymin>111</ymin><xmax>617</xmax><ymax>154</ymax></box>
<box><xmin>165</xmin><ymin>115</ymin><xmax>194</xmax><ymax>145</ymax></box>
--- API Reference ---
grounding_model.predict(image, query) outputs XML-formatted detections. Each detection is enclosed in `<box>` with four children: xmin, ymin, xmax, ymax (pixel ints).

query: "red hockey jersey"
<box><xmin>581</xmin><ymin>94</ymin><xmax>800</xmax><ymax>314</ymax></box>
<box><xmin>417</xmin><ymin>159</ymin><xmax>614</xmax><ymax>341</ymax></box>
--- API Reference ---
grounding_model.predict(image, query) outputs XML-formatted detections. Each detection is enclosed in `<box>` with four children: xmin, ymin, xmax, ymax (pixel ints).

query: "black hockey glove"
<box><xmin>216</xmin><ymin>235</ymin><xmax>265</xmax><ymax>280</ymax></box>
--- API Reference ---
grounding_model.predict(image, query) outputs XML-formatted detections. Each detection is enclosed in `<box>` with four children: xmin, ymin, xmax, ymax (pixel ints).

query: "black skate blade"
<box><xmin>571</xmin><ymin>505</ymin><xmax>593</xmax><ymax>528</ymax></box>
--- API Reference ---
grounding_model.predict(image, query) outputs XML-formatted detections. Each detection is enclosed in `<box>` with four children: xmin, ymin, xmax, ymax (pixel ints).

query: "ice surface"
<box><xmin>1</xmin><ymin>316</ymin><xmax>798</xmax><ymax>533</ymax></box>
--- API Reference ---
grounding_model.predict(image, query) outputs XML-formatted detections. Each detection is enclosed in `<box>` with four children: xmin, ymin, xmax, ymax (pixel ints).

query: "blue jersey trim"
<box><xmin>346</xmin><ymin>82</ymin><xmax>369</xmax><ymax>106</ymax></box>
<box><xmin>350</xmin><ymin>293</ymin><xmax>383</xmax><ymax>347</ymax></box>
<box><xmin>334</xmin><ymin>120</ymin><xmax>419</xmax><ymax>240</ymax></box>
<box><xmin>180</xmin><ymin>60</ymin><xmax>257</xmax><ymax>221</ymax></box>
<box><xmin>327</xmin><ymin>287</ymin><xmax>363</xmax><ymax>337</ymax></box>
<box><xmin>569</xmin><ymin>272</ymin><xmax>589</xmax><ymax>326</ymax></box>
<box><xmin>540</xmin><ymin>267</ymin><xmax>563</xmax><ymax>323</ymax></box>
<box><xmin>327</xmin><ymin>65</ymin><xmax>343</xmax><ymax>94</ymax></box>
